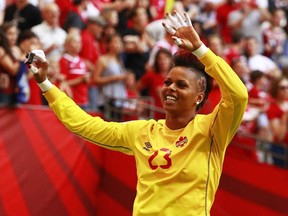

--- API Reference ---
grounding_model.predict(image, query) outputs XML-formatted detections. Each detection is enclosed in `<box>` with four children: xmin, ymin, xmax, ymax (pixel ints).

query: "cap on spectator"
<box><xmin>87</xmin><ymin>15</ymin><xmax>107</xmax><ymax>27</ymax></box>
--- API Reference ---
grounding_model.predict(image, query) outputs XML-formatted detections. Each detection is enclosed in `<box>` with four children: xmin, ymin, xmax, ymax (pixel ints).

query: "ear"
<box><xmin>196</xmin><ymin>92</ymin><xmax>205</xmax><ymax>105</ymax></box>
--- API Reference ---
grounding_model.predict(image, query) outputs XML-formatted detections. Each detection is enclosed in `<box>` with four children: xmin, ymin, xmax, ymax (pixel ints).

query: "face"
<box><xmin>244</xmin><ymin>38</ymin><xmax>258</xmax><ymax>56</ymax></box>
<box><xmin>134</xmin><ymin>8</ymin><xmax>148</xmax><ymax>29</ymax></box>
<box><xmin>157</xmin><ymin>52</ymin><xmax>172</xmax><ymax>72</ymax></box>
<box><xmin>277</xmin><ymin>79</ymin><xmax>288</xmax><ymax>100</ymax></box>
<box><xmin>5</xmin><ymin>26</ymin><xmax>18</xmax><ymax>46</ymax></box>
<box><xmin>108</xmin><ymin>36</ymin><xmax>123</xmax><ymax>53</ymax></box>
<box><xmin>161</xmin><ymin>66</ymin><xmax>204</xmax><ymax>115</ymax></box>
<box><xmin>66</xmin><ymin>35</ymin><xmax>82</xmax><ymax>54</ymax></box>
<box><xmin>91</xmin><ymin>24</ymin><xmax>104</xmax><ymax>39</ymax></box>
<box><xmin>44</xmin><ymin>4</ymin><xmax>60</xmax><ymax>26</ymax></box>
<box><xmin>208</xmin><ymin>36</ymin><xmax>223</xmax><ymax>56</ymax></box>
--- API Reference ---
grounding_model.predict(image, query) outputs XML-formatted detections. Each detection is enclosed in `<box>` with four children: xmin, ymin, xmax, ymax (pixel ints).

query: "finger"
<box><xmin>162</xmin><ymin>22</ymin><xmax>176</xmax><ymax>35</ymax></box>
<box><xmin>26</xmin><ymin>64</ymin><xmax>39</xmax><ymax>74</ymax></box>
<box><xmin>166</xmin><ymin>13</ymin><xmax>181</xmax><ymax>29</ymax></box>
<box><xmin>183</xmin><ymin>13</ymin><xmax>192</xmax><ymax>27</ymax></box>
<box><xmin>174</xmin><ymin>11</ymin><xmax>186</xmax><ymax>27</ymax></box>
<box><xmin>31</xmin><ymin>50</ymin><xmax>47</xmax><ymax>62</ymax></box>
<box><xmin>172</xmin><ymin>36</ymin><xmax>183</xmax><ymax>46</ymax></box>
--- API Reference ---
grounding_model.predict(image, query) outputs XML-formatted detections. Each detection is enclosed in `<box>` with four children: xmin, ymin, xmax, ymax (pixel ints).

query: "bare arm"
<box><xmin>0</xmin><ymin>47</ymin><xmax>19</xmax><ymax>76</ymax></box>
<box><xmin>92</xmin><ymin>57</ymin><xmax>126</xmax><ymax>86</ymax></box>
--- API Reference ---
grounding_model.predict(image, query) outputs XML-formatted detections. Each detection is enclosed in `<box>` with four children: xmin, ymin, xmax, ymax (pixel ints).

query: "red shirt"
<box><xmin>267</xmin><ymin>101</ymin><xmax>288</xmax><ymax>144</ymax></box>
<box><xmin>150</xmin><ymin>0</ymin><xmax>166</xmax><ymax>20</ymax></box>
<box><xmin>248</xmin><ymin>86</ymin><xmax>271</xmax><ymax>108</ymax></box>
<box><xmin>80</xmin><ymin>29</ymin><xmax>101</xmax><ymax>65</ymax></box>
<box><xmin>216</xmin><ymin>2</ymin><xmax>240</xmax><ymax>43</ymax></box>
<box><xmin>140</xmin><ymin>70</ymin><xmax>165</xmax><ymax>119</ymax></box>
<box><xmin>59</xmin><ymin>54</ymin><xmax>89</xmax><ymax>106</ymax></box>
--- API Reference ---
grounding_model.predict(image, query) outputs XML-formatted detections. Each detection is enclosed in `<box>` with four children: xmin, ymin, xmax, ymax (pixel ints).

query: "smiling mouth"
<box><xmin>165</xmin><ymin>95</ymin><xmax>177</xmax><ymax>102</ymax></box>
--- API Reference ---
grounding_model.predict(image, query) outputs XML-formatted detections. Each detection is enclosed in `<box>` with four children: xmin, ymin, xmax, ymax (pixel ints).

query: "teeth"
<box><xmin>166</xmin><ymin>95</ymin><xmax>176</xmax><ymax>101</ymax></box>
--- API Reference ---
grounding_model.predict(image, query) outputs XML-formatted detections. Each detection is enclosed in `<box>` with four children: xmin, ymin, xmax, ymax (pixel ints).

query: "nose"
<box><xmin>168</xmin><ymin>83</ymin><xmax>176</xmax><ymax>91</ymax></box>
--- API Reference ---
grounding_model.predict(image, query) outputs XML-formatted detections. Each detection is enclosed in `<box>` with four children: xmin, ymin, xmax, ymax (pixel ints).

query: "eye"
<box><xmin>176</xmin><ymin>81</ymin><xmax>188</xmax><ymax>89</ymax></box>
<box><xmin>164</xmin><ymin>80</ymin><xmax>172</xmax><ymax>86</ymax></box>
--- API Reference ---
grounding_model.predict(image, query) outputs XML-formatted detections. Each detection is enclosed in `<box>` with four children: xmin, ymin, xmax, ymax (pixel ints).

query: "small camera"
<box><xmin>25</xmin><ymin>52</ymin><xmax>36</xmax><ymax>64</ymax></box>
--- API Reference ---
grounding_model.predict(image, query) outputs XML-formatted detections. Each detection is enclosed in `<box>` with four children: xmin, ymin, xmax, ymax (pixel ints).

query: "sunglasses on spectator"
<box><xmin>278</xmin><ymin>85</ymin><xmax>288</xmax><ymax>90</ymax></box>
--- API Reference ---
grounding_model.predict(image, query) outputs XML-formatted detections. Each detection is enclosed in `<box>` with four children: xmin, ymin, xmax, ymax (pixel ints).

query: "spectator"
<box><xmin>225</xmin><ymin>31</ymin><xmax>245</xmax><ymax>65</ymax></box>
<box><xmin>17</xmin><ymin>29</ymin><xmax>42</xmax><ymax>105</ymax></box>
<box><xmin>216</xmin><ymin>0</ymin><xmax>240</xmax><ymax>43</ymax></box>
<box><xmin>92</xmin><ymin>33</ymin><xmax>128</xmax><ymax>119</ymax></box>
<box><xmin>230</xmin><ymin>56</ymin><xmax>250</xmax><ymax>85</ymax></box>
<box><xmin>1</xmin><ymin>21</ymin><xmax>21</xmax><ymax>60</ymax></box>
<box><xmin>136</xmin><ymin>0</ymin><xmax>154</xmax><ymax>22</ymax></box>
<box><xmin>80</xmin><ymin>15</ymin><xmax>107</xmax><ymax>111</ymax></box>
<box><xmin>63</xmin><ymin>0</ymin><xmax>89</xmax><ymax>33</ymax></box>
<box><xmin>242</xmin><ymin>36</ymin><xmax>282</xmax><ymax>79</ymax></box>
<box><xmin>4</xmin><ymin>0</ymin><xmax>42</xmax><ymax>33</ymax></box>
<box><xmin>31</xmin><ymin>3</ymin><xmax>67</xmax><ymax>63</ymax></box>
<box><xmin>54</xmin><ymin>0</ymin><xmax>72</xmax><ymax>27</ymax></box>
<box><xmin>0</xmin><ymin>27</ymin><xmax>23</xmax><ymax>106</ymax></box>
<box><xmin>227</xmin><ymin>0</ymin><xmax>271</xmax><ymax>52</ymax></box>
<box><xmin>195</xmin><ymin>0</ymin><xmax>218</xmax><ymax>37</ymax></box>
<box><xmin>80</xmin><ymin>15</ymin><xmax>106</xmax><ymax>70</ymax></box>
<box><xmin>199</xmin><ymin>34</ymin><xmax>225</xmax><ymax>114</ymax></box>
<box><xmin>173</xmin><ymin>0</ymin><xmax>201</xmax><ymax>20</ymax></box>
<box><xmin>59</xmin><ymin>31</ymin><xmax>90</xmax><ymax>109</ymax></box>
<box><xmin>146</xmin><ymin>30</ymin><xmax>179</xmax><ymax>70</ymax></box>
<box><xmin>122</xmin><ymin>7</ymin><xmax>154</xmax><ymax>81</ymax></box>
<box><xmin>267</xmin><ymin>75</ymin><xmax>288</xmax><ymax>167</ymax></box>
<box><xmin>247</xmin><ymin>70</ymin><xmax>272</xmax><ymax>160</ymax></box>
<box><xmin>100</xmin><ymin>8</ymin><xmax>119</xmax><ymax>53</ymax></box>
<box><xmin>137</xmin><ymin>48</ymin><xmax>173</xmax><ymax>119</ymax></box>
<box><xmin>147</xmin><ymin>0</ymin><xmax>166</xmax><ymax>21</ymax></box>
<box><xmin>262</xmin><ymin>8</ymin><xmax>287</xmax><ymax>62</ymax></box>
<box><xmin>122</xmin><ymin>70</ymin><xmax>143</xmax><ymax>121</ymax></box>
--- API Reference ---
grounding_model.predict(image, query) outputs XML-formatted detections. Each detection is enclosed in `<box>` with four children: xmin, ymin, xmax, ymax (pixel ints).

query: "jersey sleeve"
<box><xmin>199</xmin><ymin>49</ymin><xmax>248</xmax><ymax>150</ymax></box>
<box><xmin>43</xmin><ymin>86</ymin><xmax>148</xmax><ymax>155</ymax></box>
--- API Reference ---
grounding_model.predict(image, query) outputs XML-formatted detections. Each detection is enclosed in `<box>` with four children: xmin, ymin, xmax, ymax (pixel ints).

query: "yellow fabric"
<box><xmin>165</xmin><ymin>0</ymin><xmax>175</xmax><ymax>14</ymax></box>
<box><xmin>44</xmin><ymin>49</ymin><xmax>248</xmax><ymax>216</ymax></box>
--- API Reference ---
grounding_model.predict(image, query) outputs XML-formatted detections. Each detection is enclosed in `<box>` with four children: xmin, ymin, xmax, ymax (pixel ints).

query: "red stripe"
<box><xmin>18</xmin><ymin>108</ymin><xmax>93</xmax><ymax>215</ymax></box>
<box><xmin>27</xmin><ymin>109</ymin><xmax>100</xmax><ymax>214</ymax></box>
<box><xmin>0</xmin><ymin>135</ymin><xmax>30</xmax><ymax>216</ymax></box>
<box><xmin>2</xmin><ymin>109</ymin><xmax>69</xmax><ymax>215</ymax></box>
<box><xmin>213</xmin><ymin>189</ymin><xmax>288</xmax><ymax>216</ymax></box>
<box><xmin>225</xmin><ymin>146</ymin><xmax>288</xmax><ymax>197</ymax></box>
<box><xmin>219</xmin><ymin>173</ymin><xmax>288</xmax><ymax>215</ymax></box>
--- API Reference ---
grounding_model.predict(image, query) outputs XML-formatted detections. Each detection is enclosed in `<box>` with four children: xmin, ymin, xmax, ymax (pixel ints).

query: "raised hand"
<box><xmin>25</xmin><ymin>50</ymin><xmax>49</xmax><ymax>83</ymax></box>
<box><xmin>162</xmin><ymin>10</ymin><xmax>202</xmax><ymax>52</ymax></box>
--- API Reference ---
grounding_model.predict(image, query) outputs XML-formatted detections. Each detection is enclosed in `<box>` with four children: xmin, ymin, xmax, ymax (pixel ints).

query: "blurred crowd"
<box><xmin>0</xmin><ymin>0</ymin><xmax>288</xmax><ymax>165</ymax></box>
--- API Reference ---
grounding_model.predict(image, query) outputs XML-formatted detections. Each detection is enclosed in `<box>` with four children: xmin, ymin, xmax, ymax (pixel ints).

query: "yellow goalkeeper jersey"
<box><xmin>44</xmin><ymin>49</ymin><xmax>248</xmax><ymax>216</ymax></box>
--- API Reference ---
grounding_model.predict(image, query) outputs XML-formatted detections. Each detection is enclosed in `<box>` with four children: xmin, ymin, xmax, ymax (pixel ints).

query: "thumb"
<box><xmin>172</xmin><ymin>36</ymin><xmax>194</xmax><ymax>52</ymax></box>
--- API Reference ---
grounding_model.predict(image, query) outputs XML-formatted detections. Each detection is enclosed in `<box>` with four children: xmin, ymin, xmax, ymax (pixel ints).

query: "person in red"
<box><xmin>59</xmin><ymin>32</ymin><xmax>90</xmax><ymax>109</ymax></box>
<box><xmin>80</xmin><ymin>15</ymin><xmax>106</xmax><ymax>110</ymax></box>
<box><xmin>136</xmin><ymin>48</ymin><xmax>173</xmax><ymax>119</ymax></box>
<box><xmin>199</xmin><ymin>34</ymin><xmax>225</xmax><ymax>114</ymax></box>
<box><xmin>267</xmin><ymin>75</ymin><xmax>288</xmax><ymax>167</ymax></box>
<box><xmin>63</xmin><ymin>0</ymin><xmax>89</xmax><ymax>33</ymax></box>
<box><xmin>216</xmin><ymin>0</ymin><xmax>240</xmax><ymax>44</ymax></box>
<box><xmin>80</xmin><ymin>16</ymin><xmax>106</xmax><ymax>72</ymax></box>
<box><xmin>18</xmin><ymin>30</ymin><xmax>42</xmax><ymax>105</ymax></box>
<box><xmin>54</xmin><ymin>0</ymin><xmax>73</xmax><ymax>28</ymax></box>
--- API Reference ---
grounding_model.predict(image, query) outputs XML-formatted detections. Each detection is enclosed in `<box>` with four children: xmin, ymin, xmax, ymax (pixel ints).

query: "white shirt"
<box><xmin>32</xmin><ymin>21</ymin><xmax>67</xmax><ymax>62</ymax></box>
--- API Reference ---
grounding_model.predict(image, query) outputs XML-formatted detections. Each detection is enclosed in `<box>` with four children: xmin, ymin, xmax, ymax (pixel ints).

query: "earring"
<box><xmin>196</xmin><ymin>101</ymin><xmax>200</xmax><ymax>105</ymax></box>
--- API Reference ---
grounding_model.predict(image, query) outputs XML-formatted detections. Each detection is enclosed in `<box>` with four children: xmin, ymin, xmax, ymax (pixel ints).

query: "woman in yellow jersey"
<box><xmin>27</xmin><ymin>10</ymin><xmax>248</xmax><ymax>216</ymax></box>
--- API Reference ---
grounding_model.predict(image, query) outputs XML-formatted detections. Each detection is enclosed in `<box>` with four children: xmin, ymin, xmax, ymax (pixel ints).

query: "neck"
<box><xmin>165</xmin><ymin>113</ymin><xmax>195</xmax><ymax>130</ymax></box>
<box><xmin>16</xmin><ymin>2</ymin><xmax>28</xmax><ymax>9</ymax></box>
